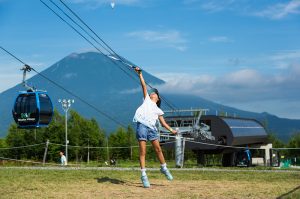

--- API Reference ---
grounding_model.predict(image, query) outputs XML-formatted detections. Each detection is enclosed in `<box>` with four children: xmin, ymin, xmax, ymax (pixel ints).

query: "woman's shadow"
<box><xmin>95</xmin><ymin>176</ymin><xmax>166</xmax><ymax>188</ymax></box>
<box><xmin>96</xmin><ymin>177</ymin><xmax>126</xmax><ymax>185</ymax></box>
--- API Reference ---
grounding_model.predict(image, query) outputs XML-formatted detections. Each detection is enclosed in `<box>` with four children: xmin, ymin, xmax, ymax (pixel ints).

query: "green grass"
<box><xmin>2</xmin><ymin>158</ymin><xmax>300</xmax><ymax>172</ymax></box>
<box><xmin>0</xmin><ymin>167</ymin><xmax>299</xmax><ymax>199</ymax></box>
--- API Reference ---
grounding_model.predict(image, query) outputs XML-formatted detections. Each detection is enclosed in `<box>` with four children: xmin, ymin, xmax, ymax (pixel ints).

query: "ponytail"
<box><xmin>157</xmin><ymin>97</ymin><xmax>161</xmax><ymax>108</ymax></box>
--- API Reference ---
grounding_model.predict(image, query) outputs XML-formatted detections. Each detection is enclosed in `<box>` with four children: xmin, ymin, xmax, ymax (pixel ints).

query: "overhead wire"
<box><xmin>40</xmin><ymin>0</ymin><xmax>143</xmax><ymax>96</ymax></box>
<box><xmin>60</xmin><ymin>0</ymin><xmax>178</xmax><ymax>110</ymax></box>
<box><xmin>40</xmin><ymin>0</ymin><xmax>138</xmax><ymax>81</ymax></box>
<box><xmin>57</xmin><ymin>0</ymin><xmax>142</xmax><ymax>71</ymax></box>
<box><xmin>0</xmin><ymin>46</ymin><xmax>26</xmax><ymax>65</ymax></box>
<box><xmin>39</xmin><ymin>0</ymin><xmax>104</xmax><ymax>54</ymax></box>
<box><xmin>42</xmin><ymin>0</ymin><xmax>178</xmax><ymax>110</ymax></box>
<box><xmin>0</xmin><ymin>46</ymin><xmax>127</xmax><ymax>128</ymax></box>
<box><xmin>1</xmin><ymin>0</ymin><xmax>177</xmax><ymax>132</ymax></box>
<box><xmin>32</xmin><ymin>69</ymin><xmax>128</xmax><ymax>128</ymax></box>
<box><xmin>0</xmin><ymin>143</ymin><xmax>45</xmax><ymax>150</ymax></box>
<box><xmin>1</xmin><ymin>139</ymin><xmax>299</xmax><ymax>167</ymax></box>
<box><xmin>58</xmin><ymin>0</ymin><xmax>117</xmax><ymax>56</ymax></box>
<box><xmin>4</xmin><ymin>138</ymin><xmax>297</xmax><ymax>153</ymax></box>
<box><xmin>48</xmin><ymin>0</ymin><xmax>112</xmax><ymax>54</ymax></box>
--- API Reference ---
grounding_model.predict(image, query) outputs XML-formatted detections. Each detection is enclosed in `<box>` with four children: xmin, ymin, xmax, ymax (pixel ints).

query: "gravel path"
<box><xmin>1</xmin><ymin>166</ymin><xmax>299</xmax><ymax>173</ymax></box>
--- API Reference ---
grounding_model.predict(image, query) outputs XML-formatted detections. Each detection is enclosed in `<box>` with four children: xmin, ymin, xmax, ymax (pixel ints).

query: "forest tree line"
<box><xmin>0</xmin><ymin>110</ymin><xmax>171</xmax><ymax>163</ymax></box>
<box><xmin>0</xmin><ymin>110</ymin><xmax>299</xmax><ymax>164</ymax></box>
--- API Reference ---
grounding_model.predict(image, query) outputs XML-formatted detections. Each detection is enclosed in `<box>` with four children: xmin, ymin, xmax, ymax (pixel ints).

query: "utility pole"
<box><xmin>58</xmin><ymin>99</ymin><xmax>74</xmax><ymax>165</ymax></box>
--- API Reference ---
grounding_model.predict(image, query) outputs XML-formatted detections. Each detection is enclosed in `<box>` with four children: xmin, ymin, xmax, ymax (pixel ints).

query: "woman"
<box><xmin>133</xmin><ymin>67</ymin><xmax>177</xmax><ymax>188</ymax></box>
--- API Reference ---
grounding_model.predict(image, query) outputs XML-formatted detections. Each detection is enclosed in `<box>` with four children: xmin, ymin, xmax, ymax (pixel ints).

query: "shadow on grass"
<box><xmin>95</xmin><ymin>176</ymin><xmax>166</xmax><ymax>188</ymax></box>
<box><xmin>96</xmin><ymin>177</ymin><xmax>126</xmax><ymax>184</ymax></box>
<box><xmin>277</xmin><ymin>186</ymin><xmax>300</xmax><ymax>199</ymax></box>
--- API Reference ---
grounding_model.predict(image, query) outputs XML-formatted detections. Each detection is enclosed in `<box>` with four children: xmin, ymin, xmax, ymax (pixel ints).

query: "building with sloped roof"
<box><xmin>160</xmin><ymin>113</ymin><xmax>271</xmax><ymax>167</ymax></box>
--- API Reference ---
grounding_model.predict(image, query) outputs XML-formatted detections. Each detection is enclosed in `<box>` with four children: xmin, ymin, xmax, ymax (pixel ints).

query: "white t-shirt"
<box><xmin>133</xmin><ymin>93</ymin><xmax>164</xmax><ymax>130</ymax></box>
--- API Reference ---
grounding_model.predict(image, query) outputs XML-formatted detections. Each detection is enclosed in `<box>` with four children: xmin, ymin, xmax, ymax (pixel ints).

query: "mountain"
<box><xmin>0</xmin><ymin>52</ymin><xmax>299</xmax><ymax>142</ymax></box>
<box><xmin>0</xmin><ymin>52</ymin><xmax>163</xmax><ymax>136</ymax></box>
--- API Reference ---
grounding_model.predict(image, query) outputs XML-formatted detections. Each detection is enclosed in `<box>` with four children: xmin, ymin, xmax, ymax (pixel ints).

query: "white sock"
<box><xmin>141</xmin><ymin>168</ymin><xmax>147</xmax><ymax>177</ymax></box>
<box><xmin>161</xmin><ymin>163</ymin><xmax>167</xmax><ymax>171</ymax></box>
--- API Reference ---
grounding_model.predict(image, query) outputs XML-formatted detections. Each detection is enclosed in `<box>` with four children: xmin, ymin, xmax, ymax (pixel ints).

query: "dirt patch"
<box><xmin>7</xmin><ymin>178</ymin><xmax>297</xmax><ymax>199</ymax></box>
<box><xmin>1</xmin><ymin>168</ymin><xmax>299</xmax><ymax>199</ymax></box>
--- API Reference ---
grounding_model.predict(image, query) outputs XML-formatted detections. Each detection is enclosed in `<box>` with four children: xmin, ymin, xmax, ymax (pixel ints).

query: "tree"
<box><xmin>4</xmin><ymin>109</ymin><xmax>106</xmax><ymax>163</ymax></box>
<box><xmin>288</xmin><ymin>133</ymin><xmax>300</xmax><ymax>148</ymax></box>
<box><xmin>67</xmin><ymin>110</ymin><xmax>106</xmax><ymax>162</ymax></box>
<box><xmin>287</xmin><ymin>133</ymin><xmax>300</xmax><ymax>157</ymax></box>
<box><xmin>267</xmin><ymin>133</ymin><xmax>285</xmax><ymax>148</ymax></box>
<box><xmin>6</xmin><ymin>124</ymin><xmax>31</xmax><ymax>159</ymax></box>
<box><xmin>43</xmin><ymin>110</ymin><xmax>65</xmax><ymax>162</ymax></box>
<box><xmin>127</xmin><ymin>125</ymin><xmax>139</xmax><ymax>160</ymax></box>
<box><xmin>109</xmin><ymin>127</ymin><xmax>131</xmax><ymax>160</ymax></box>
<box><xmin>0</xmin><ymin>138</ymin><xmax>7</xmax><ymax>147</ymax></box>
<box><xmin>0</xmin><ymin>138</ymin><xmax>8</xmax><ymax>157</ymax></box>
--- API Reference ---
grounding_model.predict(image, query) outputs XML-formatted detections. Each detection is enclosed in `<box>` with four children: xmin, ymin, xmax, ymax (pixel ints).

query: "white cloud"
<box><xmin>0</xmin><ymin>73</ymin><xmax>22</xmax><ymax>92</ymax></box>
<box><xmin>184</xmin><ymin>0</ymin><xmax>300</xmax><ymax>20</ymax></box>
<box><xmin>64</xmin><ymin>73</ymin><xmax>78</xmax><ymax>79</ymax></box>
<box><xmin>223</xmin><ymin>69</ymin><xmax>263</xmax><ymax>86</ymax></box>
<box><xmin>254</xmin><ymin>0</ymin><xmax>300</xmax><ymax>20</ymax></box>
<box><xmin>0</xmin><ymin>56</ymin><xmax>44</xmax><ymax>93</ymax></box>
<box><xmin>127</xmin><ymin>30</ymin><xmax>188</xmax><ymax>51</ymax></box>
<box><xmin>183</xmin><ymin>0</ymin><xmax>236</xmax><ymax>12</ymax></box>
<box><xmin>209</xmin><ymin>36</ymin><xmax>233</xmax><ymax>43</ymax></box>
<box><xmin>155</xmin><ymin>64</ymin><xmax>300</xmax><ymax>106</ymax></box>
<box><xmin>270</xmin><ymin>50</ymin><xmax>300</xmax><ymax>61</ymax></box>
<box><xmin>119</xmin><ymin>87</ymin><xmax>140</xmax><ymax>94</ymax></box>
<box><xmin>269</xmin><ymin>50</ymin><xmax>300</xmax><ymax>70</ymax></box>
<box><xmin>199</xmin><ymin>0</ymin><xmax>236</xmax><ymax>12</ymax></box>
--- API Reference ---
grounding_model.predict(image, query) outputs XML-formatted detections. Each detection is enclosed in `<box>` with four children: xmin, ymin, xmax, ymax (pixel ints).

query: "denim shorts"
<box><xmin>136</xmin><ymin>122</ymin><xmax>159</xmax><ymax>141</ymax></box>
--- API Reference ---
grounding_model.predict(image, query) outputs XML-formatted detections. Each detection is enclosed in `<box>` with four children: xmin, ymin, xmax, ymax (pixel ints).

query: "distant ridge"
<box><xmin>0</xmin><ymin>52</ymin><xmax>299</xmax><ymax>142</ymax></box>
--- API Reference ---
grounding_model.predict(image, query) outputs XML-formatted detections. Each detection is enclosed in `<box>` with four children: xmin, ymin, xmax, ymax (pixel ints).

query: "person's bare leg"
<box><xmin>151</xmin><ymin>139</ymin><xmax>165</xmax><ymax>164</ymax></box>
<box><xmin>151</xmin><ymin>139</ymin><xmax>173</xmax><ymax>180</ymax></box>
<box><xmin>139</xmin><ymin>140</ymin><xmax>150</xmax><ymax>187</ymax></box>
<box><xmin>139</xmin><ymin>140</ymin><xmax>147</xmax><ymax>168</ymax></box>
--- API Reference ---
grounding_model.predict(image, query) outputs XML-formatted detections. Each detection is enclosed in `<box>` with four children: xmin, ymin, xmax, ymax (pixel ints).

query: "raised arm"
<box><xmin>134</xmin><ymin>67</ymin><xmax>147</xmax><ymax>98</ymax></box>
<box><xmin>159</xmin><ymin>115</ymin><xmax>177</xmax><ymax>134</ymax></box>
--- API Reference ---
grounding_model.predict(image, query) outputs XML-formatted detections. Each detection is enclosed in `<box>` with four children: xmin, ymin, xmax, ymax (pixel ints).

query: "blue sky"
<box><xmin>1</xmin><ymin>0</ymin><xmax>300</xmax><ymax>119</ymax></box>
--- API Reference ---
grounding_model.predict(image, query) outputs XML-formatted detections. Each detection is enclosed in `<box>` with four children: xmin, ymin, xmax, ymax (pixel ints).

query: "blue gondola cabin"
<box><xmin>12</xmin><ymin>91</ymin><xmax>53</xmax><ymax>128</ymax></box>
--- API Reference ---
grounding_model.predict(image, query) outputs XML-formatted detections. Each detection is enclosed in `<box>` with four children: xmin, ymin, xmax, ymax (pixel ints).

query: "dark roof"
<box><xmin>222</xmin><ymin>117</ymin><xmax>267</xmax><ymax>137</ymax></box>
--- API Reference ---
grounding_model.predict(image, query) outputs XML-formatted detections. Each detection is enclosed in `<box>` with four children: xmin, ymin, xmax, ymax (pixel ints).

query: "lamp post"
<box><xmin>58</xmin><ymin>99</ymin><xmax>74</xmax><ymax>164</ymax></box>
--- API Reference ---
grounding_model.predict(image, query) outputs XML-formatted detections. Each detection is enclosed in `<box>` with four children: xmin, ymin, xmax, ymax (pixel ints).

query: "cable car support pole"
<box><xmin>58</xmin><ymin>99</ymin><xmax>75</xmax><ymax>165</ymax></box>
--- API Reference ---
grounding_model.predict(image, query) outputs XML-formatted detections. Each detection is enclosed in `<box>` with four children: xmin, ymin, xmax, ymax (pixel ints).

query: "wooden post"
<box><xmin>43</xmin><ymin>140</ymin><xmax>49</xmax><ymax>166</ymax></box>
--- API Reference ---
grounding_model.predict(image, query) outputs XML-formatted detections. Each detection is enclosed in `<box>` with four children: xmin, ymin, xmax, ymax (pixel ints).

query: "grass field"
<box><xmin>0</xmin><ymin>167</ymin><xmax>299</xmax><ymax>199</ymax></box>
